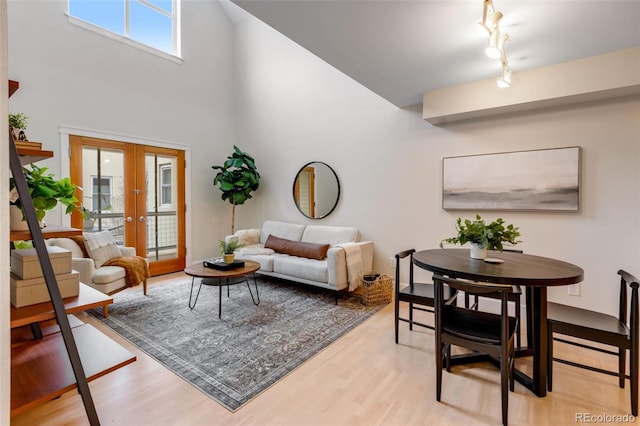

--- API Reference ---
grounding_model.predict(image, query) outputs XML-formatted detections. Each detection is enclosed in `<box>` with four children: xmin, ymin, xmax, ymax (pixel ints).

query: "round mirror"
<box><xmin>293</xmin><ymin>162</ymin><xmax>340</xmax><ymax>219</ymax></box>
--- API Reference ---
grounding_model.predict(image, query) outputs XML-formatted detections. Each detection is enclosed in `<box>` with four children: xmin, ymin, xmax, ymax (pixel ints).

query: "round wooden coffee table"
<box><xmin>184</xmin><ymin>259</ymin><xmax>261</xmax><ymax>318</ymax></box>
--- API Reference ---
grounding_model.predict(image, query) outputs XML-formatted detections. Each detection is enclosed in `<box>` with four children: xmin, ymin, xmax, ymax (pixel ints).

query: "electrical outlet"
<box><xmin>389</xmin><ymin>257</ymin><xmax>395</xmax><ymax>268</ymax></box>
<box><xmin>567</xmin><ymin>284</ymin><xmax>580</xmax><ymax>296</ymax></box>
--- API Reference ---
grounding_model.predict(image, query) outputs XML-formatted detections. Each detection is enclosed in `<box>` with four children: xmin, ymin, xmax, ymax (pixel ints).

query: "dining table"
<box><xmin>413</xmin><ymin>248</ymin><xmax>584</xmax><ymax>397</ymax></box>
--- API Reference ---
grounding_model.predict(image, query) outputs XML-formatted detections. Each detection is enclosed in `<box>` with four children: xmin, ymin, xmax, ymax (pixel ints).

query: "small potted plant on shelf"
<box><xmin>219</xmin><ymin>239</ymin><xmax>242</xmax><ymax>264</ymax></box>
<box><xmin>9</xmin><ymin>112</ymin><xmax>29</xmax><ymax>142</ymax></box>
<box><xmin>439</xmin><ymin>214</ymin><xmax>521</xmax><ymax>259</ymax></box>
<box><xmin>9</xmin><ymin>164</ymin><xmax>82</xmax><ymax>231</ymax></box>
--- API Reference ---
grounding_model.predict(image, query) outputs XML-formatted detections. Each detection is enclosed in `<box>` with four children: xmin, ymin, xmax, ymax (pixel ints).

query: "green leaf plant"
<box><xmin>10</xmin><ymin>164</ymin><xmax>81</xmax><ymax>223</ymax></box>
<box><xmin>212</xmin><ymin>145</ymin><xmax>260</xmax><ymax>234</ymax></box>
<box><xmin>439</xmin><ymin>214</ymin><xmax>521</xmax><ymax>251</ymax></box>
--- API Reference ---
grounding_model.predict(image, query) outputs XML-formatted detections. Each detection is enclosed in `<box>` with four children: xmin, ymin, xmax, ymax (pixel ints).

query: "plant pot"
<box><xmin>470</xmin><ymin>243</ymin><xmax>487</xmax><ymax>260</ymax></box>
<box><xmin>223</xmin><ymin>253</ymin><xmax>235</xmax><ymax>264</ymax></box>
<box><xmin>10</xmin><ymin>205</ymin><xmax>44</xmax><ymax>231</ymax></box>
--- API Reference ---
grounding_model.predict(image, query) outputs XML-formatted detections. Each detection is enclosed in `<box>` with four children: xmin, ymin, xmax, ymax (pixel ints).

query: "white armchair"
<box><xmin>46</xmin><ymin>237</ymin><xmax>146</xmax><ymax>295</ymax></box>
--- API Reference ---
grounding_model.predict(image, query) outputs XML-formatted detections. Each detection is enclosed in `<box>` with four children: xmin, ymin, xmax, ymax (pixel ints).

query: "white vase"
<box><xmin>10</xmin><ymin>204</ymin><xmax>44</xmax><ymax>231</ymax></box>
<box><xmin>10</xmin><ymin>205</ymin><xmax>29</xmax><ymax>231</ymax></box>
<box><xmin>470</xmin><ymin>243</ymin><xmax>488</xmax><ymax>260</ymax></box>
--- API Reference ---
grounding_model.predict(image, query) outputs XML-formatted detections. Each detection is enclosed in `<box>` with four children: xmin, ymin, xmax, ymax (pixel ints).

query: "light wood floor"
<box><xmin>11</xmin><ymin>273</ymin><xmax>637</xmax><ymax>426</ymax></box>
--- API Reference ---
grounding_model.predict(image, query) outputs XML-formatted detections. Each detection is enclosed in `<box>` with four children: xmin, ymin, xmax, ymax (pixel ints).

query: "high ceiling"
<box><xmin>229</xmin><ymin>0</ymin><xmax>640</xmax><ymax>107</ymax></box>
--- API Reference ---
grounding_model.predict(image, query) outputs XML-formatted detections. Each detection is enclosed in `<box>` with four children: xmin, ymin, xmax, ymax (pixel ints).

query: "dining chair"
<box><xmin>547</xmin><ymin>269</ymin><xmax>639</xmax><ymax>416</ymax></box>
<box><xmin>465</xmin><ymin>249</ymin><xmax>524</xmax><ymax>348</ymax></box>
<box><xmin>433</xmin><ymin>274</ymin><xmax>519</xmax><ymax>426</ymax></box>
<box><xmin>394</xmin><ymin>249</ymin><xmax>457</xmax><ymax>343</ymax></box>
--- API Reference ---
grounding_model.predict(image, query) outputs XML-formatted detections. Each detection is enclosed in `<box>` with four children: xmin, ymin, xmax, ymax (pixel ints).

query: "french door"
<box><xmin>69</xmin><ymin>135</ymin><xmax>186</xmax><ymax>275</ymax></box>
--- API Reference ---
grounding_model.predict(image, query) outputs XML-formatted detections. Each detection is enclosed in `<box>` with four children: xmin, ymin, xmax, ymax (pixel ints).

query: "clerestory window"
<box><xmin>68</xmin><ymin>0</ymin><xmax>180</xmax><ymax>58</ymax></box>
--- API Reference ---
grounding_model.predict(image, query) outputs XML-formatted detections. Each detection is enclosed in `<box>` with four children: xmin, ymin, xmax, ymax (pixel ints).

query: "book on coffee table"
<box><xmin>203</xmin><ymin>258</ymin><xmax>245</xmax><ymax>271</ymax></box>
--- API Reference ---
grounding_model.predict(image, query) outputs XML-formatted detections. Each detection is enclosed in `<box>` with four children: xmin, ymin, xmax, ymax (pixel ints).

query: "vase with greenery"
<box><xmin>440</xmin><ymin>214</ymin><xmax>521</xmax><ymax>259</ymax></box>
<box><xmin>9</xmin><ymin>112</ymin><xmax>28</xmax><ymax>141</ymax></box>
<box><xmin>212</xmin><ymin>145</ymin><xmax>260</xmax><ymax>234</ymax></box>
<box><xmin>10</xmin><ymin>164</ymin><xmax>81</xmax><ymax>229</ymax></box>
<box><xmin>219</xmin><ymin>239</ymin><xmax>242</xmax><ymax>263</ymax></box>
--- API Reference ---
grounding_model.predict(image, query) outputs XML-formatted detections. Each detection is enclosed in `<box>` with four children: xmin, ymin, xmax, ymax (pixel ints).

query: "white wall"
<box><xmin>233</xmin><ymin>12</ymin><xmax>640</xmax><ymax>315</ymax></box>
<box><xmin>7</xmin><ymin>0</ymin><xmax>238</xmax><ymax>260</ymax></box>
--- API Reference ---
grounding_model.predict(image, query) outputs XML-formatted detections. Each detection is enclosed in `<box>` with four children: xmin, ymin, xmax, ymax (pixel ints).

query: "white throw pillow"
<box><xmin>237</xmin><ymin>244</ymin><xmax>275</xmax><ymax>256</ymax></box>
<box><xmin>235</xmin><ymin>228</ymin><xmax>261</xmax><ymax>247</ymax></box>
<box><xmin>83</xmin><ymin>231</ymin><xmax>121</xmax><ymax>268</ymax></box>
<box><xmin>47</xmin><ymin>237</ymin><xmax>85</xmax><ymax>258</ymax></box>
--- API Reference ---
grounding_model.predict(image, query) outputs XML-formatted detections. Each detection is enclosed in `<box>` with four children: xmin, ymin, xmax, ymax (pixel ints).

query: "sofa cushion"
<box><xmin>302</xmin><ymin>225</ymin><xmax>359</xmax><ymax>245</ymax></box>
<box><xmin>83</xmin><ymin>231</ymin><xmax>121</xmax><ymax>268</ymax></box>
<box><xmin>273</xmin><ymin>255</ymin><xmax>329</xmax><ymax>283</ymax></box>
<box><xmin>265</xmin><ymin>235</ymin><xmax>330</xmax><ymax>260</ymax></box>
<box><xmin>260</xmin><ymin>220</ymin><xmax>306</xmax><ymax>243</ymax></box>
<box><xmin>92</xmin><ymin>265</ymin><xmax>126</xmax><ymax>284</ymax></box>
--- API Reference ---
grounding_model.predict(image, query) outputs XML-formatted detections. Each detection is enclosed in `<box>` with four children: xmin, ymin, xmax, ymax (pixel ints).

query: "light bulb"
<box><xmin>497</xmin><ymin>68</ymin><xmax>511</xmax><ymax>88</ymax></box>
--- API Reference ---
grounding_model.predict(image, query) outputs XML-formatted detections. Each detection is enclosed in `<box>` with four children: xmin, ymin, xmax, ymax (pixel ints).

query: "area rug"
<box><xmin>88</xmin><ymin>276</ymin><xmax>385</xmax><ymax>411</ymax></box>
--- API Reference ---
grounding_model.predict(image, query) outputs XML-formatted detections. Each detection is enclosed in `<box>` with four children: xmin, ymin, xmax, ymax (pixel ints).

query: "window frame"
<box><xmin>159</xmin><ymin>163</ymin><xmax>173</xmax><ymax>207</ymax></box>
<box><xmin>67</xmin><ymin>0</ymin><xmax>182</xmax><ymax>62</ymax></box>
<box><xmin>91</xmin><ymin>175</ymin><xmax>113</xmax><ymax>212</ymax></box>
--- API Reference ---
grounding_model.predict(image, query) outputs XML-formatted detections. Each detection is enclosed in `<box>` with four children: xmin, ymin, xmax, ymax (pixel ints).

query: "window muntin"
<box><xmin>68</xmin><ymin>0</ymin><xmax>179</xmax><ymax>56</ymax></box>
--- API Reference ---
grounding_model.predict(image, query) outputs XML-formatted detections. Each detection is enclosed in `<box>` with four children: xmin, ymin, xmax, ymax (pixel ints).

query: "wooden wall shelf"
<box><xmin>9</xmin><ymin>79</ymin><xmax>19</xmax><ymax>97</ymax></box>
<box><xmin>10</xmin><ymin>224</ymin><xmax>82</xmax><ymax>242</ymax></box>
<box><xmin>11</xmin><ymin>323</ymin><xmax>136</xmax><ymax>416</ymax></box>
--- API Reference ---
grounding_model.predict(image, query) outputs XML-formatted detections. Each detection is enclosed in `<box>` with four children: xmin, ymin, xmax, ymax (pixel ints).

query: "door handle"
<box><xmin>139</xmin><ymin>216</ymin><xmax>146</xmax><ymax>222</ymax></box>
<box><xmin>126</xmin><ymin>217</ymin><xmax>133</xmax><ymax>222</ymax></box>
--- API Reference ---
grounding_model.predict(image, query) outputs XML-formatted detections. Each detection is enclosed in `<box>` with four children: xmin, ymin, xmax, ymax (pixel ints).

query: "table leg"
<box><xmin>188</xmin><ymin>277</ymin><xmax>204</xmax><ymax>309</ymax></box>
<box><xmin>219</xmin><ymin>285</ymin><xmax>222</xmax><ymax>319</ymax></box>
<box><xmin>247</xmin><ymin>273</ymin><xmax>260</xmax><ymax>305</ymax></box>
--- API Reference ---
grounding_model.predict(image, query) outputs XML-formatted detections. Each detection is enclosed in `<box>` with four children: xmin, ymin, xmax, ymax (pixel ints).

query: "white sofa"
<box><xmin>226</xmin><ymin>220</ymin><xmax>374</xmax><ymax>301</ymax></box>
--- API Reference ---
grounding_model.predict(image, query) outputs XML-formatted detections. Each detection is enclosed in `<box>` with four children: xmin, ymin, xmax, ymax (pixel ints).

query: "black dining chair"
<box><xmin>465</xmin><ymin>249</ymin><xmax>524</xmax><ymax>348</ymax></box>
<box><xmin>394</xmin><ymin>249</ymin><xmax>457</xmax><ymax>343</ymax></box>
<box><xmin>434</xmin><ymin>274</ymin><xmax>519</xmax><ymax>426</ymax></box>
<box><xmin>547</xmin><ymin>269</ymin><xmax>639</xmax><ymax>416</ymax></box>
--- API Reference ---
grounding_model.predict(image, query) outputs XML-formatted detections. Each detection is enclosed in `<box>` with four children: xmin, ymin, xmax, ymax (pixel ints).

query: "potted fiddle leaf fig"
<box><xmin>212</xmin><ymin>145</ymin><xmax>260</xmax><ymax>233</ymax></box>
<box><xmin>440</xmin><ymin>214</ymin><xmax>521</xmax><ymax>259</ymax></box>
<box><xmin>9</xmin><ymin>164</ymin><xmax>81</xmax><ymax>230</ymax></box>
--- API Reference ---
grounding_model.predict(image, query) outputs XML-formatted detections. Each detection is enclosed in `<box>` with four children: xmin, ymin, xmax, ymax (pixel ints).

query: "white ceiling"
<box><xmin>229</xmin><ymin>0</ymin><xmax>640</xmax><ymax>107</ymax></box>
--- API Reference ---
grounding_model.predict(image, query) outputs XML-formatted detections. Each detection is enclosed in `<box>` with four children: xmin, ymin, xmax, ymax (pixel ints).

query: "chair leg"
<box><xmin>547</xmin><ymin>327</ymin><xmax>553</xmax><ymax>392</ymax></box>
<box><xmin>515</xmin><ymin>297</ymin><xmax>521</xmax><ymax>348</ymax></box>
<box><xmin>143</xmin><ymin>279</ymin><xmax>148</xmax><ymax>295</ymax></box>
<box><xmin>620</xmin><ymin>348</ymin><xmax>627</xmax><ymax>388</ymax></box>
<box><xmin>409</xmin><ymin>303</ymin><xmax>414</xmax><ymax>330</ymax></box>
<box><xmin>436</xmin><ymin>342</ymin><xmax>443</xmax><ymax>402</ymax></box>
<box><xmin>632</xmin><ymin>346</ymin><xmax>639</xmax><ymax>416</ymax></box>
<box><xmin>394</xmin><ymin>297</ymin><xmax>400</xmax><ymax>344</ymax></box>
<box><xmin>501</xmin><ymin>345</ymin><xmax>509</xmax><ymax>426</ymax></box>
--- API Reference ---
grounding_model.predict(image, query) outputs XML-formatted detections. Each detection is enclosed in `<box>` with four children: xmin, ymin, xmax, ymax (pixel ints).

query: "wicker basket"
<box><xmin>357</xmin><ymin>273</ymin><xmax>393</xmax><ymax>306</ymax></box>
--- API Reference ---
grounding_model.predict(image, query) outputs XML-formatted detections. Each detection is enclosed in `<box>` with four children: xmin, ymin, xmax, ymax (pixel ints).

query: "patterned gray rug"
<box><xmin>89</xmin><ymin>275</ymin><xmax>384</xmax><ymax>411</ymax></box>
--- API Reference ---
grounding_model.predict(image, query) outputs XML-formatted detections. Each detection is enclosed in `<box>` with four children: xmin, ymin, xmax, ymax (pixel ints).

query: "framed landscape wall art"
<box><xmin>442</xmin><ymin>146</ymin><xmax>581</xmax><ymax>211</ymax></box>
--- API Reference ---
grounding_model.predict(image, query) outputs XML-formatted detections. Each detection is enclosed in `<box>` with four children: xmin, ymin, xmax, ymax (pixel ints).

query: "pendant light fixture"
<box><xmin>478</xmin><ymin>0</ymin><xmax>512</xmax><ymax>88</ymax></box>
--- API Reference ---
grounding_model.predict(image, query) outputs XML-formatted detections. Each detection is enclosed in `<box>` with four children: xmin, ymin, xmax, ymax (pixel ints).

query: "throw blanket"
<box><xmin>336</xmin><ymin>243</ymin><xmax>363</xmax><ymax>291</ymax></box>
<box><xmin>103</xmin><ymin>256</ymin><xmax>150</xmax><ymax>288</ymax></box>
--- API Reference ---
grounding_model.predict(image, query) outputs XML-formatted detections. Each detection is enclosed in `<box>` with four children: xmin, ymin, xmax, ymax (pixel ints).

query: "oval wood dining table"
<box><xmin>413</xmin><ymin>248</ymin><xmax>584</xmax><ymax>397</ymax></box>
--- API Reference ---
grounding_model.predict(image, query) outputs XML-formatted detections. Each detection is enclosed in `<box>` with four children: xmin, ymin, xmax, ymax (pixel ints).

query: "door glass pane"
<box><xmin>145</xmin><ymin>153</ymin><xmax>178</xmax><ymax>261</ymax></box>
<box><xmin>82</xmin><ymin>147</ymin><xmax>126</xmax><ymax>245</ymax></box>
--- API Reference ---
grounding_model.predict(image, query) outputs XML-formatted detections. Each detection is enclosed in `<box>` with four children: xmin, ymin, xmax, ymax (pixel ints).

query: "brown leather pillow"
<box><xmin>264</xmin><ymin>234</ymin><xmax>330</xmax><ymax>260</ymax></box>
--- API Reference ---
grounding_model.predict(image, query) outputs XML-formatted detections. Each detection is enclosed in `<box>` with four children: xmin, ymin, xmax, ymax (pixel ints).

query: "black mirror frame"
<box><xmin>292</xmin><ymin>161</ymin><xmax>341</xmax><ymax>220</ymax></box>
